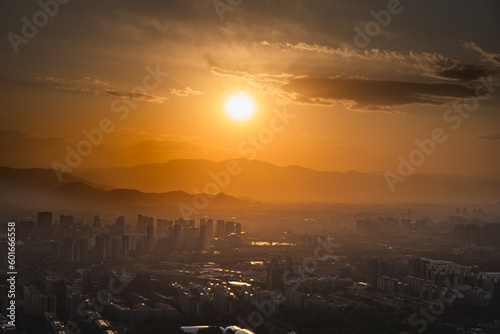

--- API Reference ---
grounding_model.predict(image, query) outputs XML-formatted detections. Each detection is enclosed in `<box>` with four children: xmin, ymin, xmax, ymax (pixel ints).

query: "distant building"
<box><xmin>93</xmin><ymin>215</ymin><xmax>101</xmax><ymax>229</ymax></box>
<box><xmin>38</xmin><ymin>211</ymin><xmax>52</xmax><ymax>229</ymax></box>
<box><xmin>216</xmin><ymin>220</ymin><xmax>225</xmax><ymax>237</ymax></box>
<box><xmin>200</xmin><ymin>218</ymin><xmax>213</xmax><ymax>238</ymax></box>
<box><xmin>121</xmin><ymin>235</ymin><xmax>130</xmax><ymax>260</ymax></box>
<box><xmin>225</xmin><ymin>221</ymin><xmax>235</xmax><ymax>236</ymax></box>
<box><xmin>267</xmin><ymin>256</ymin><xmax>291</xmax><ymax>291</ymax></box>
<box><xmin>147</xmin><ymin>224</ymin><xmax>154</xmax><ymax>252</ymax></box>
<box><xmin>60</xmin><ymin>215</ymin><xmax>74</xmax><ymax>229</ymax></box>
<box><xmin>137</xmin><ymin>214</ymin><xmax>154</xmax><ymax>234</ymax></box>
<box><xmin>115</xmin><ymin>216</ymin><xmax>125</xmax><ymax>229</ymax></box>
<box><xmin>200</xmin><ymin>224</ymin><xmax>208</xmax><ymax>250</ymax></box>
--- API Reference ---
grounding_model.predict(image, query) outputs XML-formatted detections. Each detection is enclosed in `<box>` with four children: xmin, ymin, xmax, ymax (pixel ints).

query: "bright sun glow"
<box><xmin>224</xmin><ymin>93</ymin><xmax>256</xmax><ymax>121</ymax></box>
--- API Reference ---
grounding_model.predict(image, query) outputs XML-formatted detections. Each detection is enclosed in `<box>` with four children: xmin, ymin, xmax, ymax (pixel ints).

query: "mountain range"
<box><xmin>73</xmin><ymin>159</ymin><xmax>500</xmax><ymax>204</ymax></box>
<box><xmin>0</xmin><ymin>166</ymin><xmax>253</xmax><ymax>215</ymax></box>
<box><xmin>1</xmin><ymin>159</ymin><xmax>499</xmax><ymax>216</ymax></box>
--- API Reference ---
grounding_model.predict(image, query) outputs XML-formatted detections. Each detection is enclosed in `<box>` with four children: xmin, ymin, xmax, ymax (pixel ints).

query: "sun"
<box><xmin>224</xmin><ymin>92</ymin><xmax>256</xmax><ymax>121</ymax></box>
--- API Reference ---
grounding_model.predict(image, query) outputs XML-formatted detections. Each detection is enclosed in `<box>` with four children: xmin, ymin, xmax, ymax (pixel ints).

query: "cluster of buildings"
<box><xmin>355</xmin><ymin>214</ymin><xmax>500</xmax><ymax>249</ymax></box>
<box><xmin>356</xmin><ymin>216</ymin><xmax>431</xmax><ymax>236</ymax></box>
<box><xmin>350</xmin><ymin>257</ymin><xmax>500</xmax><ymax>308</ymax></box>
<box><xmin>22</xmin><ymin>212</ymin><xmax>246</xmax><ymax>264</ymax></box>
<box><xmin>453</xmin><ymin>219</ymin><xmax>500</xmax><ymax>246</ymax></box>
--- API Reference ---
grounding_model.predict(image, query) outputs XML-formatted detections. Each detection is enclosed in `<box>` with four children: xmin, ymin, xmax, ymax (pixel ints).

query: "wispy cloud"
<box><xmin>170</xmin><ymin>87</ymin><xmax>205</xmax><ymax>97</ymax></box>
<box><xmin>461</xmin><ymin>41</ymin><xmax>500</xmax><ymax>66</ymax></box>
<box><xmin>38</xmin><ymin>76</ymin><xmax>169</xmax><ymax>103</ymax></box>
<box><xmin>258</xmin><ymin>41</ymin><xmax>500</xmax><ymax>81</ymax></box>
<box><xmin>475</xmin><ymin>133</ymin><xmax>500</xmax><ymax>141</ymax></box>
<box><xmin>54</xmin><ymin>85</ymin><xmax>169</xmax><ymax>103</ymax></box>
<box><xmin>76</xmin><ymin>76</ymin><xmax>114</xmax><ymax>87</ymax></box>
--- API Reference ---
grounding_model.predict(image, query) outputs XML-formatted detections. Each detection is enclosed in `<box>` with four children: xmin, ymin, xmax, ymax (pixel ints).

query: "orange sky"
<box><xmin>1</xmin><ymin>0</ymin><xmax>500</xmax><ymax>175</ymax></box>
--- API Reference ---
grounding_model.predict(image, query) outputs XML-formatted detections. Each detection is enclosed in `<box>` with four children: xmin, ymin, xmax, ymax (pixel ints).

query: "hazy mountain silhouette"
<box><xmin>75</xmin><ymin>159</ymin><xmax>500</xmax><ymax>203</ymax></box>
<box><xmin>0</xmin><ymin>166</ymin><xmax>109</xmax><ymax>189</ymax></box>
<box><xmin>0</xmin><ymin>166</ymin><xmax>254</xmax><ymax>214</ymax></box>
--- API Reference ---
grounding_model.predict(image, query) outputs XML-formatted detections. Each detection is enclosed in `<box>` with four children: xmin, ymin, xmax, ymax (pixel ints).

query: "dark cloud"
<box><xmin>475</xmin><ymin>133</ymin><xmax>500</xmax><ymax>141</ymax></box>
<box><xmin>212</xmin><ymin>67</ymin><xmax>475</xmax><ymax>112</ymax></box>
<box><xmin>432</xmin><ymin>60</ymin><xmax>498</xmax><ymax>81</ymax></box>
<box><xmin>284</xmin><ymin>77</ymin><xmax>474</xmax><ymax>112</ymax></box>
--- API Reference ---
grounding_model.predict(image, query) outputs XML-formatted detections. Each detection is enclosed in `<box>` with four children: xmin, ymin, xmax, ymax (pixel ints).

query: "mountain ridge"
<box><xmin>70</xmin><ymin>159</ymin><xmax>500</xmax><ymax>204</ymax></box>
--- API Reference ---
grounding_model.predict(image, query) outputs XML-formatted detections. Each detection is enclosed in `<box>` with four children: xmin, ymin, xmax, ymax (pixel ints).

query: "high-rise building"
<box><xmin>266</xmin><ymin>256</ymin><xmax>291</xmax><ymax>291</ymax></box>
<box><xmin>216</xmin><ymin>220</ymin><xmax>225</xmax><ymax>237</ymax></box>
<box><xmin>205</xmin><ymin>219</ymin><xmax>213</xmax><ymax>238</ymax></box>
<box><xmin>174</xmin><ymin>224</ymin><xmax>182</xmax><ymax>250</ymax></box>
<box><xmin>23</xmin><ymin>284</ymin><xmax>41</xmax><ymax>315</ymax></box>
<box><xmin>138</xmin><ymin>214</ymin><xmax>154</xmax><ymax>234</ymax></box>
<box><xmin>96</xmin><ymin>234</ymin><xmax>112</xmax><ymax>261</ymax></box>
<box><xmin>115</xmin><ymin>216</ymin><xmax>125</xmax><ymax>229</ymax></box>
<box><xmin>225</xmin><ymin>221</ymin><xmax>235</xmax><ymax>236</ymax></box>
<box><xmin>63</xmin><ymin>238</ymin><xmax>82</xmax><ymax>263</ymax></box>
<box><xmin>122</xmin><ymin>235</ymin><xmax>130</xmax><ymax>260</ymax></box>
<box><xmin>235</xmin><ymin>223</ymin><xmax>242</xmax><ymax>236</ymax></box>
<box><xmin>157</xmin><ymin>218</ymin><xmax>172</xmax><ymax>235</ymax></box>
<box><xmin>81</xmin><ymin>271</ymin><xmax>93</xmax><ymax>295</ymax></box>
<box><xmin>147</xmin><ymin>224</ymin><xmax>154</xmax><ymax>252</ymax></box>
<box><xmin>82</xmin><ymin>225</ymin><xmax>92</xmax><ymax>245</ymax></box>
<box><xmin>93</xmin><ymin>215</ymin><xmax>101</xmax><ymax>229</ymax></box>
<box><xmin>401</xmin><ymin>219</ymin><xmax>412</xmax><ymax>235</ymax></box>
<box><xmin>213</xmin><ymin>291</ymin><xmax>236</xmax><ymax>314</ymax></box>
<box><xmin>38</xmin><ymin>211</ymin><xmax>53</xmax><ymax>230</ymax></box>
<box><xmin>47</xmin><ymin>294</ymin><xmax>57</xmax><ymax>314</ymax></box>
<box><xmin>45</xmin><ymin>276</ymin><xmax>66</xmax><ymax>316</ymax></box>
<box><xmin>200</xmin><ymin>224</ymin><xmax>207</xmax><ymax>250</ymax></box>
<box><xmin>60</xmin><ymin>215</ymin><xmax>74</xmax><ymax>229</ymax></box>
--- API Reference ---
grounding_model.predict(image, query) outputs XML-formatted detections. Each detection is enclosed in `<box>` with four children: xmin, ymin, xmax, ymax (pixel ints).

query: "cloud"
<box><xmin>462</xmin><ymin>41</ymin><xmax>500</xmax><ymax>66</ymax></box>
<box><xmin>37</xmin><ymin>76</ymin><xmax>64</xmax><ymax>84</ymax></box>
<box><xmin>37</xmin><ymin>76</ymin><xmax>169</xmax><ymax>103</ymax></box>
<box><xmin>211</xmin><ymin>67</ymin><xmax>474</xmax><ymax>112</ymax></box>
<box><xmin>432</xmin><ymin>61</ymin><xmax>496</xmax><ymax>81</ymax></box>
<box><xmin>475</xmin><ymin>133</ymin><xmax>500</xmax><ymax>141</ymax></box>
<box><xmin>259</xmin><ymin>41</ymin><xmax>500</xmax><ymax>81</ymax></box>
<box><xmin>76</xmin><ymin>77</ymin><xmax>114</xmax><ymax>87</ymax></box>
<box><xmin>285</xmin><ymin>77</ymin><xmax>473</xmax><ymax>112</ymax></box>
<box><xmin>53</xmin><ymin>85</ymin><xmax>168</xmax><ymax>103</ymax></box>
<box><xmin>170</xmin><ymin>87</ymin><xmax>205</xmax><ymax>97</ymax></box>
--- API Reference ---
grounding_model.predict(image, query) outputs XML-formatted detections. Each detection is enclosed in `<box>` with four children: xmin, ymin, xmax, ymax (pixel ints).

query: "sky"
<box><xmin>1</xmin><ymin>0</ymin><xmax>499</xmax><ymax>175</ymax></box>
